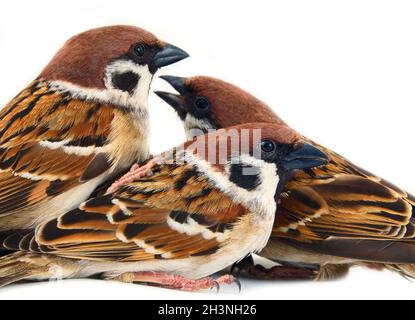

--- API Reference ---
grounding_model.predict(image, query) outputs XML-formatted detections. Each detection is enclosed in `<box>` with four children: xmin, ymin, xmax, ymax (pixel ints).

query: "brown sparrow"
<box><xmin>0</xmin><ymin>26</ymin><xmax>188</xmax><ymax>235</ymax></box>
<box><xmin>0</xmin><ymin>123</ymin><xmax>327</xmax><ymax>290</ymax></box>
<box><xmin>155</xmin><ymin>75</ymin><xmax>415</xmax><ymax>281</ymax></box>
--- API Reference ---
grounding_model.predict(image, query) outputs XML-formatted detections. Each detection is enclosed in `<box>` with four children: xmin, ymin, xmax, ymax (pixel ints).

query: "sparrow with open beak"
<box><xmin>0</xmin><ymin>26</ymin><xmax>188</xmax><ymax>237</ymax></box>
<box><xmin>0</xmin><ymin>123</ymin><xmax>327</xmax><ymax>290</ymax></box>
<box><xmin>155</xmin><ymin>75</ymin><xmax>415</xmax><ymax>281</ymax></box>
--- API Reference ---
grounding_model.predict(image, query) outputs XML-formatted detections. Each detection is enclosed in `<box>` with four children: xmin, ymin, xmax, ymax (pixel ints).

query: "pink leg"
<box><xmin>106</xmin><ymin>159</ymin><xmax>158</xmax><ymax>194</ymax></box>
<box><xmin>114</xmin><ymin>272</ymin><xmax>240</xmax><ymax>292</ymax></box>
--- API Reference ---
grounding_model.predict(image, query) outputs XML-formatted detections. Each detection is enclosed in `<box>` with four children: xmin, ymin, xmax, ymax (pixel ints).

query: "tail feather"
<box><xmin>0</xmin><ymin>252</ymin><xmax>48</xmax><ymax>287</ymax></box>
<box><xmin>0</xmin><ymin>252</ymin><xmax>80</xmax><ymax>287</ymax></box>
<box><xmin>382</xmin><ymin>264</ymin><xmax>415</xmax><ymax>281</ymax></box>
<box><xmin>0</xmin><ymin>270</ymin><xmax>38</xmax><ymax>288</ymax></box>
<box><xmin>0</xmin><ymin>249</ymin><xmax>12</xmax><ymax>258</ymax></box>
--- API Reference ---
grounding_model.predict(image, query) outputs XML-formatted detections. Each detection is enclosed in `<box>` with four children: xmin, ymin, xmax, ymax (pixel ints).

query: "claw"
<box><xmin>234</xmin><ymin>278</ymin><xmax>242</xmax><ymax>293</ymax></box>
<box><xmin>213</xmin><ymin>281</ymin><xmax>220</xmax><ymax>293</ymax></box>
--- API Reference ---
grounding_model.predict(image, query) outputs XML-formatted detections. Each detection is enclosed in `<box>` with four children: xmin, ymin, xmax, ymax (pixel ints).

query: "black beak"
<box><xmin>159</xmin><ymin>75</ymin><xmax>187</xmax><ymax>94</ymax></box>
<box><xmin>282</xmin><ymin>142</ymin><xmax>328</xmax><ymax>171</ymax></box>
<box><xmin>154</xmin><ymin>91</ymin><xmax>185</xmax><ymax>113</ymax></box>
<box><xmin>154</xmin><ymin>75</ymin><xmax>188</xmax><ymax>114</ymax></box>
<box><xmin>153</xmin><ymin>44</ymin><xmax>189</xmax><ymax>68</ymax></box>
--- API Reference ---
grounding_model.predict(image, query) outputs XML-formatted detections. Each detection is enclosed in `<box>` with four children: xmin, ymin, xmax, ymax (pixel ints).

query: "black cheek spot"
<box><xmin>229</xmin><ymin>163</ymin><xmax>261</xmax><ymax>191</ymax></box>
<box><xmin>111</xmin><ymin>72</ymin><xmax>140</xmax><ymax>94</ymax></box>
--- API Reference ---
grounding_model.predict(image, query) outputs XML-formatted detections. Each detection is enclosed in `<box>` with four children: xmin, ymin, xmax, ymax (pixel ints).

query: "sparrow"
<box><xmin>0</xmin><ymin>26</ymin><xmax>188</xmax><ymax>236</ymax></box>
<box><xmin>0</xmin><ymin>123</ymin><xmax>328</xmax><ymax>290</ymax></box>
<box><xmin>155</xmin><ymin>75</ymin><xmax>415</xmax><ymax>281</ymax></box>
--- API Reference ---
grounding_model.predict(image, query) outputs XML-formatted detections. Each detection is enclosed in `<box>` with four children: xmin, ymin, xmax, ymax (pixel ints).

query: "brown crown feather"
<box><xmin>182</xmin><ymin>123</ymin><xmax>301</xmax><ymax>169</ymax></box>
<box><xmin>41</xmin><ymin>25</ymin><xmax>163</xmax><ymax>89</ymax></box>
<box><xmin>188</xmin><ymin>76</ymin><xmax>287</xmax><ymax>128</ymax></box>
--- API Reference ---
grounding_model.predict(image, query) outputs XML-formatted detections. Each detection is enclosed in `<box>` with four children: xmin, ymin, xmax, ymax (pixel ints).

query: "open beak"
<box><xmin>282</xmin><ymin>142</ymin><xmax>328</xmax><ymax>171</ymax></box>
<box><xmin>153</xmin><ymin>44</ymin><xmax>189</xmax><ymax>68</ymax></box>
<box><xmin>155</xmin><ymin>75</ymin><xmax>188</xmax><ymax>114</ymax></box>
<box><xmin>154</xmin><ymin>91</ymin><xmax>185</xmax><ymax>113</ymax></box>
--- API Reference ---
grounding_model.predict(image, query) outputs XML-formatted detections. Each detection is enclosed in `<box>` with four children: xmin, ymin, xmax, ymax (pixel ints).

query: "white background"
<box><xmin>1</xmin><ymin>0</ymin><xmax>415</xmax><ymax>300</ymax></box>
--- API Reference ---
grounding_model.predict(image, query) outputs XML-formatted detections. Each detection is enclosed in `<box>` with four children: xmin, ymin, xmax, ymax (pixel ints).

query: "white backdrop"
<box><xmin>1</xmin><ymin>0</ymin><xmax>415</xmax><ymax>300</ymax></box>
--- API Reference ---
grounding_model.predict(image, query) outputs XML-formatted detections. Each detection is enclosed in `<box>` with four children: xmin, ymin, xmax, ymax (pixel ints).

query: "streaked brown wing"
<box><xmin>272</xmin><ymin>144</ymin><xmax>415</xmax><ymax>262</ymax></box>
<box><xmin>275</xmin><ymin>174</ymin><xmax>414</xmax><ymax>240</ymax></box>
<box><xmin>1</xmin><ymin>163</ymin><xmax>246</xmax><ymax>262</ymax></box>
<box><xmin>285</xmin><ymin>145</ymin><xmax>376</xmax><ymax>188</ymax></box>
<box><xmin>0</xmin><ymin>80</ymin><xmax>115</xmax><ymax>216</ymax></box>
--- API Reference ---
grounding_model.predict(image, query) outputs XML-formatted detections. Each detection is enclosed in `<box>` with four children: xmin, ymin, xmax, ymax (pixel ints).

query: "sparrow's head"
<box><xmin>41</xmin><ymin>25</ymin><xmax>189</xmax><ymax>108</ymax></box>
<box><xmin>156</xmin><ymin>76</ymin><xmax>284</xmax><ymax>138</ymax></box>
<box><xmin>176</xmin><ymin>122</ymin><xmax>327</xmax><ymax>214</ymax></box>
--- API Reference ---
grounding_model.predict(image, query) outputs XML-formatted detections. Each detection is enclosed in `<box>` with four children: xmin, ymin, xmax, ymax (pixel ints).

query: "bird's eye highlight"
<box><xmin>195</xmin><ymin>97</ymin><xmax>210</xmax><ymax>110</ymax></box>
<box><xmin>261</xmin><ymin>140</ymin><xmax>276</xmax><ymax>153</ymax></box>
<box><xmin>133</xmin><ymin>44</ymin><xmax>146</xmax><ymax>58</ymax></box>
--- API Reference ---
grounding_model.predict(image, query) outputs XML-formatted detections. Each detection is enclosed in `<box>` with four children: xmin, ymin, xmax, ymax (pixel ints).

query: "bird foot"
<box><xmin>232</xmin><ymin>259</ymin><xmax>317</xmax><ymax>280</ymax></box>
<box><xmin>111</xmin><ymin>271</ymin><xmax>241</xmax><ymax>292</ymax></box>
<box><xmin>106</xmin><ymin>159</ymin><xmax>157</xmax><ymax>194</ymax></box>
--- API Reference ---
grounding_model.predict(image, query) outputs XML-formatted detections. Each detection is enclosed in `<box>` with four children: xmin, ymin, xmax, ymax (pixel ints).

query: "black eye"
<box><xmin>261</xmin><ymin>140</ymin><xmax>276</xmax><ymax>153</ymax></box>
<box><xmin>195</xmin><ymin>97</ymin><xmax>210</xmax><ymax>110</ymax></box>
<box><xmin>133</xmin><ymin>44</ymin><xmax>145</xmax><ymax>58</ymax></box>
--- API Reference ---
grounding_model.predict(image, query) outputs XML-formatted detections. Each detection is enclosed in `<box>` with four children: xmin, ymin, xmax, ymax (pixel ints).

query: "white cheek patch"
<box><xmin>184</xmin><ymin>153</ymin><xmax>279</xmax><ymax>219</ymax></box>
<box><xmin>237</xmin><ymin>154</ymin><xmax>280</xmax><ymax>202</ymax></box>
<box><xmin>104</xmin><ymin>60</ymin><xmax>153</xmax><ymax>110</ymax></box>
<box><xmin>49</xmin><ymin>60</ymin><xmax>153</xmax><ymax>113</ymax></box>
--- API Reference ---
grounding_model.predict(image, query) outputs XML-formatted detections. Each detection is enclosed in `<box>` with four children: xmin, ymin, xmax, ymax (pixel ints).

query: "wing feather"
<box><xmin>2</xmin><ymin>163</ymin><xmax>246</xmax><ymax>262</ymax></box>
<box><xmin>273</xmin><ymin>144</ymin><xmax>415</xmax><ymax>262</ymax></box>
<box><xmin>0</xmin><ymin>80</ymin><xmax>116</xmax><ymax>218</ymax></box>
